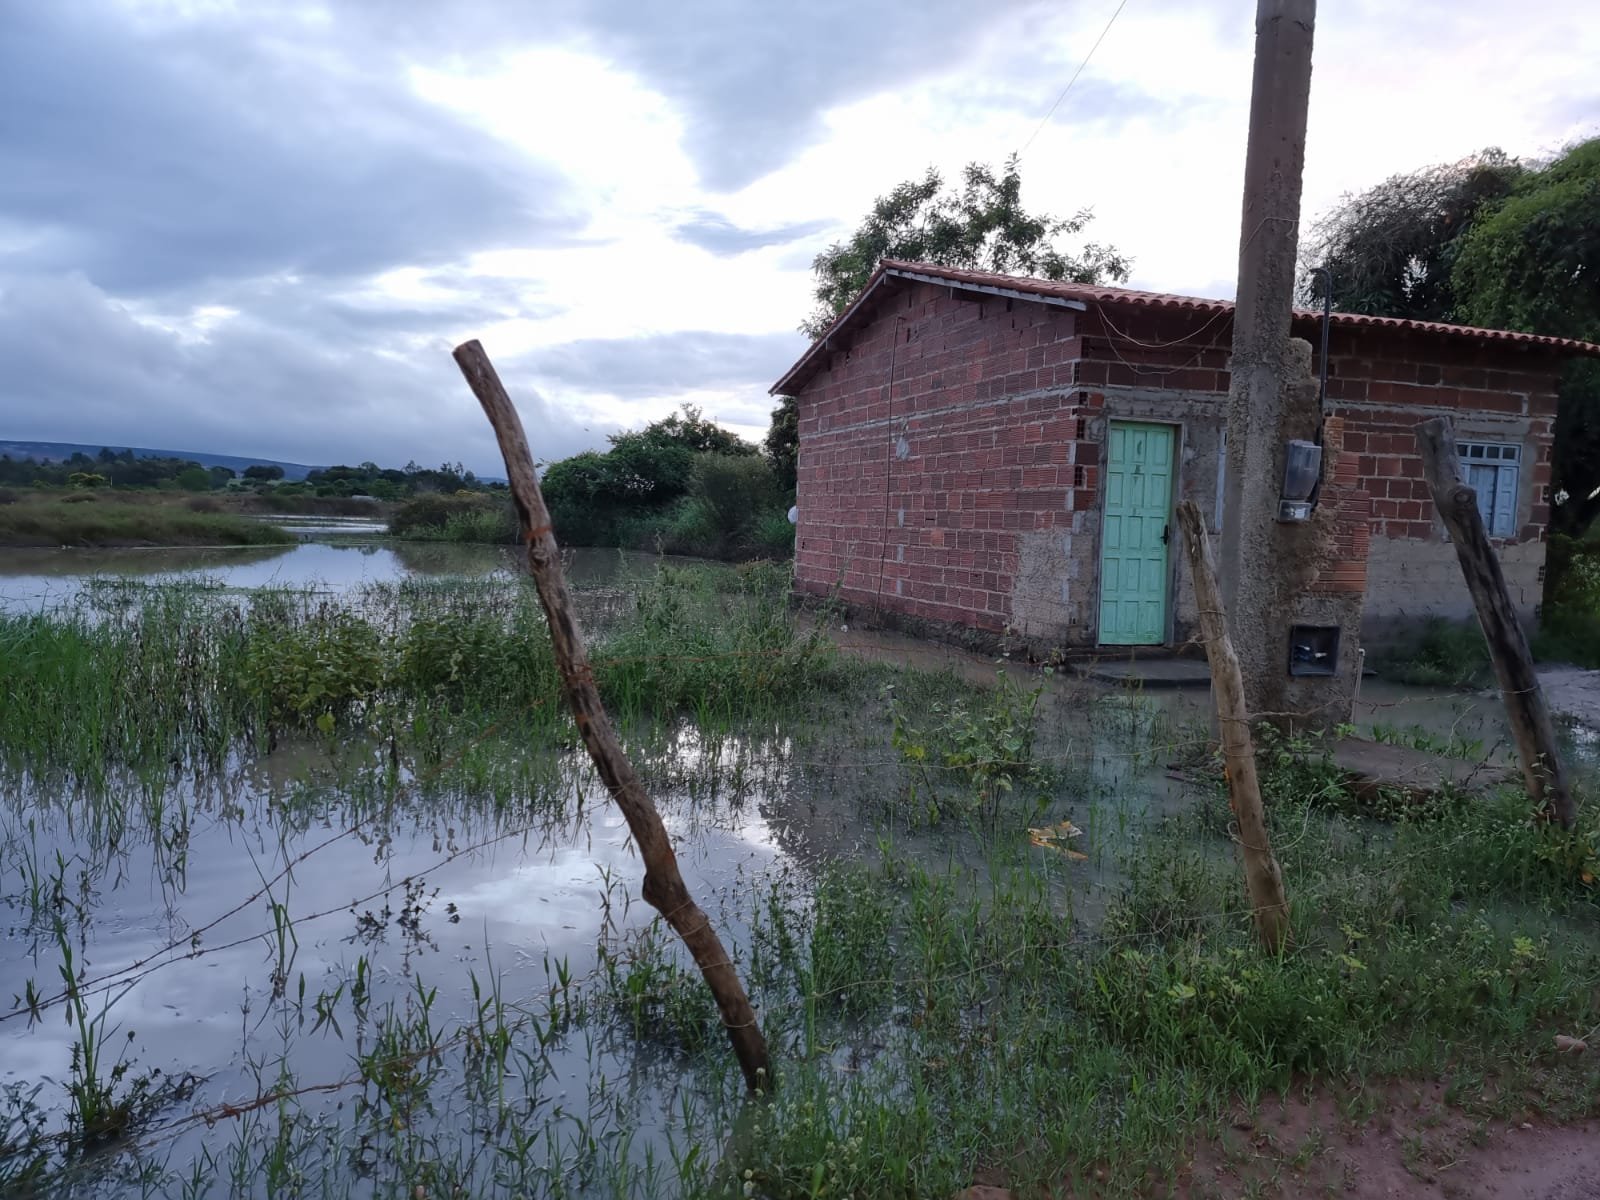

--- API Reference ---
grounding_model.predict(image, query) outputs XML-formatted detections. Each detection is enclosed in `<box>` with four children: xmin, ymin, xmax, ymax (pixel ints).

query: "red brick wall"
<box><xmin>1305</xmin><ymin>414</ymin><xmax>1374</xmax><ymax>597</ymax></box>
<box><xmin>794</xmin><ymin>282</ymin><xmax>1085</xmax><ymax>631</ymax></box>
<box><xmin>792</xmin><ymin>282</ymin><xmax>1565</xmax><ymax>646</ymax></box>
<box><xmin>1322</xmin><ymin>327</ymin><xmax>1559</xmax><ymax>544</ymax></box>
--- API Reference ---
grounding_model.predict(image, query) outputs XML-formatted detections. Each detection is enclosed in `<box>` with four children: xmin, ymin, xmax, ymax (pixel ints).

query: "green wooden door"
<box><xmin>1098</xmin><ymin>421</ymin><xmax>1174</xmax><ymax>645</ymax></box>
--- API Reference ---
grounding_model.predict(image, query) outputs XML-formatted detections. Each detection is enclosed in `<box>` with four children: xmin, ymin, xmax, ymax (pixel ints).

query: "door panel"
<box><xmin>1099</xmin><ymin>422</ymin><xmax>1174</xmax><ymax>645</ymax></box>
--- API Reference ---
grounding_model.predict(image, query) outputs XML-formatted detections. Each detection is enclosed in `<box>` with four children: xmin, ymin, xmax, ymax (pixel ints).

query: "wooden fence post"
<box><xmin>1414</xmin><ymin>417</ymin><xmax>1574</xmax><ymax>829</ymax></box>
<box><xmin>1176</xmin><ymin>500</ymin><xmax>1291</xmax><ymax>950</ymax></box>
<box><xmin>452</xmin><ymin>340</ymin><xmax>772</xmax><ymax>1092</ymax></box>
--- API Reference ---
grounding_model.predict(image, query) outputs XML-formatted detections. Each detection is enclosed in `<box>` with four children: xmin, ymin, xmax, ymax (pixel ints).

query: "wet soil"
<box><xmin>1183</xmin><ymin>1080</ymin><xmax>1600</xmax><ymax>1199</ymax></box>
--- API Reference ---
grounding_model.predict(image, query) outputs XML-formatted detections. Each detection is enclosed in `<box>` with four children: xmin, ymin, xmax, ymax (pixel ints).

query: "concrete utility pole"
<box><xmin>1219</xmin><ymin>0</ymin><xmax>1322</xmax><ymax>721</ymax></box>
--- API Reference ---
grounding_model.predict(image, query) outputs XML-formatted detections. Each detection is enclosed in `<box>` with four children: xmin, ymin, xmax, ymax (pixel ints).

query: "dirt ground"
<box><xmin>1179</xmin><ymin>1081</ymin><xmax>1600</xmax><ymax>1200</ymax></box>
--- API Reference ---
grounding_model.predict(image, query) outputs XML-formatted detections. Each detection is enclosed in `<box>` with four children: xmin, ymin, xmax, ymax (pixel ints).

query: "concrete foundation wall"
<box><xmin>1363</xmin><ymin>537</ymin><xmax>1547</xmax><ymax>646</ymax></box>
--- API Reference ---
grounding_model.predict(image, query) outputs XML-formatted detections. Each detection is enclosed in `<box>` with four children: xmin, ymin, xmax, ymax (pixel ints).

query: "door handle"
<box><xmin>1161</xmin><ymin>523</ymin><xmax>1170</xmax><ymax>545</ymax></box>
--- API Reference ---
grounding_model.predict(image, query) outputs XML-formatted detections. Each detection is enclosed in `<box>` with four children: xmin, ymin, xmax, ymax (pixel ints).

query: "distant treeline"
<box><xmin>0</xmin><ymin>448</ymin><xmax>501</xmax><ymax>499</ymax></box>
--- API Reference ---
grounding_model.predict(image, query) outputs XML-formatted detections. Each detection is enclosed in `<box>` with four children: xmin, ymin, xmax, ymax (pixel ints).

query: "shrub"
<box><xmin>242</xmin><ymin>611</ymin><xmax>386</xmax><ymax>730</ymax></box>
<box><xmin>690</xmin><ymin>454</ymin><xmax>780</xmax><ymax>541</ymax></box>
<box><xmin>889</xmin><ymin>671</ymin><xmax>1048</xmax><ymax>826</ymax></box>
<box><xmin>1378</xmin><ymin>617</ymin><xmax>1491</xmax><ymax>687</ymax></box>
<box><xmin>749</xmin><ymin>508</ymin><xmax>796</xmax><ymax>558</ymax></box>
<box><xmin>1534</xmin><ymin>536</ymin><xmax>1600</xmax><ymax>667</ymax></box>
<box><xmin>438</xmin><ymin>507</ymin><xmax>517</xmax><ymax>544</ymax></box>
<box><xmin>389</xmin><ymin>494</ymin><xmax>513</xmax><ymax>542</ymax></box>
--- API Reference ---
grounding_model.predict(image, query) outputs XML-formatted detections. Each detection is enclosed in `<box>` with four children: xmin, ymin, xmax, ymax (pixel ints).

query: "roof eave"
<box><xmin>770</xmin><ymin>266</ymin><xmax>896</xmax><ymax>396</ymax></box>
<box><xmin>770</xmin><ymin>266</ymin><xmax>1089</xmax><ymax>396</ymax></box>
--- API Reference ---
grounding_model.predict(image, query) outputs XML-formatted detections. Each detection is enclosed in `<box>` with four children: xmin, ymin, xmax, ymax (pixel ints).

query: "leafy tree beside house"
<box><xmin>773</xmin><ymin>156</ymin><xmax>1131</xmax><ymax>489</ymax></box>
<box><xmin>1305</xmin><ymin>140</ymin><xmax>1600</xmax><ymax>666</ymax></box>
<box><xmin>802</xmin><ymin>154</ymin><xmax>1132</xmax><ymax>338</ymax></box>
<box><xmin>1453</xmin><ymin>141</ymin><xmax>1600</xmax><ymax>540</ymax></box>
<box><xmin>1303</xmin><ymin>149</ymin><xmax>1523</xmax><ymax>321</ymax></box>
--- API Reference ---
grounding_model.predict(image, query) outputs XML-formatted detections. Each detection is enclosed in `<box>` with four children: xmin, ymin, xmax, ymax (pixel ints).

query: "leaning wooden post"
<box><xmin>1414</xmin><ymin>417</ymin><xmax>1574</xmax><ymax>829</ymax></box>
<box><xmin>452</xmin><ymin>339</ymin><xmax>772</xmax><ymax>1092</ymax></box>
<box><xmin>1176</xmin><ymin>500</ymin><xmax>1291</xmax><ymax>950</ymax></box>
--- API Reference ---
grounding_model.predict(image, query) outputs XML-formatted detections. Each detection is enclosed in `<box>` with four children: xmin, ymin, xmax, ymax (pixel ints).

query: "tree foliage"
<box><xmin>1452</xmin><ymin>140</ymin><xmax>1600</xmax><ymax>340</ymax></box>
<box><xmin>541</xmin><ymin>406</ymin><xmax>784</xmax><ymax>554</ymax></box>
<box><xmin>1301</xmin><ymin>149</ymin><xmax>1523</xmax><ymax>320</ymax></box>
<box><xmin>1450</xmin><ymin>141</ymin><xmax>1600</xmax><ymax>536</ymax></box>
<box><xmin>764</xmin><ymin>394</ymin><xmax>798</xmax><ymax>496</ymax></box>
<box><xmin>1302</xmin><ymin>139</ymin><xmax>1600</xmax><ymax>539</ymax></box>
<box><xmin>803</xmin><ymin>155</ymin><xmax>1131</xmax><ymax>338</ymax></box>
<box><xmin>633</xmin><ymin>406</ymin><xmax>758</xmax><ymax>458</ymax></box>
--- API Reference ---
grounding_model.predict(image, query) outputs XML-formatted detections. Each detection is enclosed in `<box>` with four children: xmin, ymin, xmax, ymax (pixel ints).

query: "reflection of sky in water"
<box><xmin>0</xmin><ymin>741</ymin><xmax>788</xmax><ymax>1168</ymax></box>
<box><xmin>0</xmin><ymin>542</ymin><xmax>406</xmax><ymax>611</ymax></box>
<box><xmin>0</xmin><ymin>542</ymin><xmax>702</xmax><ymax>612</ymax></box>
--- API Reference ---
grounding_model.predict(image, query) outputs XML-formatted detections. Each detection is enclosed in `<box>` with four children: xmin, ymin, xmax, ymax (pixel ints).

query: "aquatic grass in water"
<box><xmin>5</xmin><ymin>561</ymin><xmax>1600</xmax><ymax>1197</ymax></box>
<box><xmin>0</xmin><ymin>564</ymin><xmax>845</xmax><ymax>791</ymax></box>
<box><xmin>0</xmin><ymin>496</ymin><xmax>295</xmax><ymax>549</ymax></box>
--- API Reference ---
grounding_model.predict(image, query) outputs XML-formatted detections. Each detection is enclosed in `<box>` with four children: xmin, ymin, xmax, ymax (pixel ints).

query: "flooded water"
<box><xmin>0</xmin><ymin>723</ymin><xmax>801</xmax><ymax>1196</ymax></box>
<box><xmin>259</xmin><ymin>514</ymin><xmax>390</xmax><ymax>537</ymax></box>
<box><xmin>0</xmin><ymin>552</ymin><xmax>1211</xmax><ymax>1196</ymax></box>
<box><xmin>0</xmin><ymin>542</ymin><xmax>693</xmax><ymax>613</ymax></box>
<box><xmin>6</xmin><ymin>543</ymin><xmax>1593</xmax><ymax>1196</ymax></box>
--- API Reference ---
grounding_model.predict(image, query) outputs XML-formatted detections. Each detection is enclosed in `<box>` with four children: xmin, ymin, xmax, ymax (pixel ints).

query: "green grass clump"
<box><xmin>0</xmin><ymin>496</ymin><xmax>292</xmax><ymax>547</ymax></box>
<box><xmin>1534</xmin><ymin>536</ymin><xmax>1600</xmax><ymax>667</ymax></box>
<box><xmin>709</xmin><ymin>785</ymin><xmax>1600</xmax><ymax>1198</ymax></box>
<box><xmin>1378</xmin><ymin>617</ymin><xmax>1493</xmax><ymax>687</ymax></box>
<box><xmin>0</xmin><ymin>563</ymin><xmax>834</xmax><ymax>784</ymax></box>
<box><xmin>598</xmin><ymin>562</ymin><xmax>843</xmax><ymax>720</ymax></box>
<box><xmin>0</xmin><ymin>585</ymin><xmax>259</xmax><ymax>785</ymax></box>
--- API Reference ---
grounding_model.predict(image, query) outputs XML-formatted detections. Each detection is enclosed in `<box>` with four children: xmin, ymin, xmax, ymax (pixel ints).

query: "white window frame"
<box><xmin>1458</xmin><ymin>441</ymin><xmax>1521</xmax><ymax>538</ymax></box>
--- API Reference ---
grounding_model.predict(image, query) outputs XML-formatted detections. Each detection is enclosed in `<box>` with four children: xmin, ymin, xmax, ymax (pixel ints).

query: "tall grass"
<box><xmin>1535</xmin><ymin>534</ymin><xmax>1600</xmax><ymax>667</ymax></box>
<box><xmin>1377</xmin><ymin>617</ymin><xmax>1492</xmax><ymax>686</ymax></box>
<box><xmin>0</xmin><ymin>497</ymin><xmax>293</xmax><ymax>547</ymax></box>
<box><xmin>12</xmin><ymin>561</ymin><xmax>1600</xmax><ymax>1198</ymax></box>
<box><xmin>0</xmin><ymin>564</ymin><xmax>842</xmax><ymax>787</ymax></box>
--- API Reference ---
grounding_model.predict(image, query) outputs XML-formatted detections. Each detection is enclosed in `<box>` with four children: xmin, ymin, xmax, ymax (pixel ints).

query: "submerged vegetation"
<box><xmin>0</xmin><ymin>493</ymin><xmax>298</xmax><ymax>548</ymax></box>
<box><xmin>3</xmin><ymin>559</ymin><xmax>1600</xmax><ymax>1197</ymax></box>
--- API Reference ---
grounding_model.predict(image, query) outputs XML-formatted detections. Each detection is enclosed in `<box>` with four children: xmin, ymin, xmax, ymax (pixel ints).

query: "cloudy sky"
<box><xmin>2</xmin><ymin>0</ymin><xmax>1595</xmax><ymax>473</ymax></box>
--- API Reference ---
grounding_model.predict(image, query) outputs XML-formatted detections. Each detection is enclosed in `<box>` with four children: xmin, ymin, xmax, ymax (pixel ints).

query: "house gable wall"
<box><xmin>792</xmin><ymin>282</ymin><xmax>1562</xmax><ymax>652</ymax></box>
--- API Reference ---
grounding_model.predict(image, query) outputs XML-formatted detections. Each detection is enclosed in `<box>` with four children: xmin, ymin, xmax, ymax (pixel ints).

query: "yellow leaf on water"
<box><xmin>1028</xmin><ymin>822</ymin><xmax>1088</xmax><ymax>860</ymax></box>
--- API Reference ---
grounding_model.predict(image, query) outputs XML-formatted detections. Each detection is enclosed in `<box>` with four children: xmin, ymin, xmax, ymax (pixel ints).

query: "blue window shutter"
<box><xmin>1466</xmin><ymin>463</ymin><xmax>1496</xmax><ymax>529</ymax></box>
<box><xmin>1493</xmin><ymin>464</ymin><xmax>1518</xmax><ymax>537</ymax></box>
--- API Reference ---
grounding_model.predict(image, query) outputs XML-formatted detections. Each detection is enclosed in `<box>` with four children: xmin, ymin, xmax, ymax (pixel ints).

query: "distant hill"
<box><xmin>0</xmin><ymin>441</ymin><xmax>318</xmax><ymax>481</ymax></box>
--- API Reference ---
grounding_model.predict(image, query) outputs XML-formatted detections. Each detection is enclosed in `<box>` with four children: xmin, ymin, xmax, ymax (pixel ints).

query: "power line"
<box><xmin>1017</xmin><ymin>0</ymin><xmax>1132</xmax><ymax>159</ymax></box>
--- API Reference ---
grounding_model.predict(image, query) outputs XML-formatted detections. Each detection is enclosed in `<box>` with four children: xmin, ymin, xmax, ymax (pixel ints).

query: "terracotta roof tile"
<box><xmin>771</xmin><ymin>259</ymin><xmax>1600</xmax><ymax>394</ymax></box>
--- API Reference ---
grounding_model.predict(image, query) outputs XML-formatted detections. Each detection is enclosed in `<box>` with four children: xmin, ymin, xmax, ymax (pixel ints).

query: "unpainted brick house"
<box><xmin>773</xmin><ymin>260</ymin><xmax>1600</xmax><ymax>651</ymax></box>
